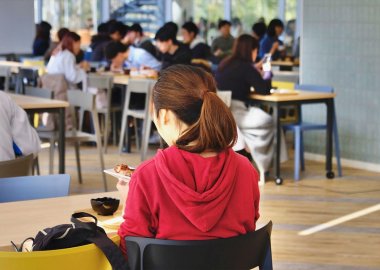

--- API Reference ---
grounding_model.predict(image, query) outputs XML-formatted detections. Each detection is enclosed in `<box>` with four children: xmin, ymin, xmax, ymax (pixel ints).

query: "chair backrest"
<box><xmin>67</xmin><ymin>89</ymin><xmax>96</xmax><ymax>111</ymax></box>
<box><xmin>272</xmin><ymin>80</ymin><xmax>295</xmax><ymax>90</ymax></box>
<box><xmin>128</xmin><ymin>79</ymin><xmax>155</xmax><ymax>94</ymax></box>
<box><xmin>0</xmin><ymin>66</ymin><xmax>11</xmax><ymax>91</ymax></box>
<box><xmin>0</xmin><ymin>174</ymin><xmax>70</xmax><ymax>203</ymax></box>
<box><xmin>216</xmin><ymin>90</ymin><xmax>232</xmax><ymax>107</ymax></box>
<box><xmin>16</xmin><ymin>68</ymin><xmax>39</xmax><ymax>94</ymax></box>
<box><xmin>126</xmin><ymin>221</ymin><xmax>273</xmax><ymax>270</ymax></box>
<box><xmin>0</xmin><ymin>235</ymin><xmax>119</xmax><ymax>270</ymax></box>
<box><xmin>295</xmin><ymin>84</ymin><xmax>334</xmax><ymax>93</ymax></box>
<box><xmin>87</xmin><ymin>74</ymin><xmax>113</xmax><ymax>90</ymax></box>
<box><xmin>25</xmin><ymin>86</ymin><xmax>54</xmax><ymax>99</ymax></box>
<box><xmin>0</xmin><ymin>154</ymin><xmax>34</xmax><ymax>178</ymax></box>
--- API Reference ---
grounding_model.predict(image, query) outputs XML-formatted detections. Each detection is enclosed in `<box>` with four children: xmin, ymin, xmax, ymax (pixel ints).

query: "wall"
<box><xmin>300</xmin><ymin>0</ymin><xmax>380</xmax><ymax>164</ymax></box>
<box><xmin>0</xmin><ymin>0</ymin><xmax>35</xmax><ymax>54</ymax></box>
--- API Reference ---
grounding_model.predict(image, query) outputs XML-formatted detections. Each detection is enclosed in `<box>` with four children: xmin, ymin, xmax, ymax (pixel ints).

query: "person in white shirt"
<box><xmin>46</xmin><ymin>31</ymin><xmax>88</xmax><ymax>88</ymax></box>
<box><xmin>104</xmin><ymin>41</ymin><xmax>161</xmax><ymax>72</ymax></box>
<box><xmin>0</xmin><ymin>91</ymin><xmax>41</xmax><ymax>161</ymax></box>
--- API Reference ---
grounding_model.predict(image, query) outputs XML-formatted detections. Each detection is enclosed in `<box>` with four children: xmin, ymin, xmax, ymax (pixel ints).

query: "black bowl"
<box><xmin>91</xmin><ymin>197</ymin><xmax>120</xmax><ymax>216</ymax></box>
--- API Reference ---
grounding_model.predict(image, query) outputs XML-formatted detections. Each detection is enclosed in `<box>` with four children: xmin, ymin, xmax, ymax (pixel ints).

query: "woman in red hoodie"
<box><xmin>117</xmin><ymin>64</ymin><xmax>260</xmax><ymax>255</ymax></box>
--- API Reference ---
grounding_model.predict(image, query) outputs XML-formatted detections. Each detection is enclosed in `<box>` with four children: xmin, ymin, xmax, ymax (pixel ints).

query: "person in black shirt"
<box><xmin>89</xmin><ymin>22</ymin><xmax>112</xmax><ymax>62</ymax></box>
<box><xmin>215</xmin><ymin>34</ymin><xmax>287</xmax><ymax>173</ymax></box>
<box><xmin>125</xmin><ymin>23</ymin><xmax>158</xmax><ymax>59</ymax></box>
<box><xmin>181</xmin><ymin>22</ymin><xmax>211</xmax><ymax>60</ymax></box>
<box><xmin>155</xmin><ymin>26</ymin><xmax>191</xmax><ymax>70</ymax></box>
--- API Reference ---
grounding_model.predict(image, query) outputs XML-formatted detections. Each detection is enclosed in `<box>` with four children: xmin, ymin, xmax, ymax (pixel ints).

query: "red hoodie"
<box><xmin>118</xmin><ymin>146</ymin><xmax>260</xmax><ymax>254</ymax></box>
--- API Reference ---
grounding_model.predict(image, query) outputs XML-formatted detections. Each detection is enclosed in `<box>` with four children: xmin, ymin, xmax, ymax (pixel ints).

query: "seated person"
<box><xmin>46</xmin><ymin>32</ymin><xmax>88</xmax><ymax>89</ymax></box>
<box><xmin>44</xmin><ymin>27</ymin><xmax>70</xmax><ymax>62</ymax></box>
<box><xmin>124</xmin><ymin>23</ymin><xmax>158</xmax><ymax>59</ymax></box>
<box><xmin>104</xmin><ymin>41</ymin><xmax>161</xmax><ymax>72</ymax></box>
<box><xmin>108</xmin><ymin>21</ymin><xmax>128</xmax><ymax>42</ymax></box>
<box><xmin>87</xmin><ymin>22</ymin><xmax>112</xmax><ymax>62</ymax></box>
<box><xmin>181</xmin><ymin>21</ymin><xmax>212</xmax><ymax>61</ymax></box>
<box><xmin>259</xmin><ymin>19</ymin><xmax>285</xmax><ymax>60</ymax></box>
<box><xmin>117</xmin><ymin>64</ymin><xmax>260</xmax><ymax>255</ymax></box>
<box><xmin>211</xmin><ymin>20</ymin><xmax>234</xmax><ymax>63</ymax></box>
<box><xmin>0</xmin><ymin>91</ymin><xmax>41</xmax><ymax>161</ymax></box>
<box><xmin>155</xmin><ymin>26</ymin><xmax>192</xmax><ymax>70</ymax></box>
<box><xmin>252</xmin><ymin>21</ymin><xmax>267</xmax><ymax>41</ymax></box>
<box><xmin>215</xmin><ymin>34</ymin><xmax>287</xmax><ymax>173</ymax></box>
<box><xmin>33</xmin><ymin>21</ymin><xmax>52</xmax><ymax>56</ymax></box>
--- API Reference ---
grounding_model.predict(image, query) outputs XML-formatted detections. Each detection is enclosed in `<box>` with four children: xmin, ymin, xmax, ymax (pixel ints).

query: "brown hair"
<box><xmin>218</xmin><ymin>34</ymin><xmax>259</xmax><ymax>71</ymax></box>
<box><xmin>153</xmin><ymin>64</ymin><xmax>237</xmax><ymax>153</ymax></box>
<box><xmin>53</xmin><ymin>31</ymin><xmax>81</xmax><ymax>55</ymax></box>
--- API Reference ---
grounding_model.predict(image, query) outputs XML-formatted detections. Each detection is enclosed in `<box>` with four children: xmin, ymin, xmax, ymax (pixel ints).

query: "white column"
<box><xmin>64</xmin><ymin>0</ymin><xmax>69</xmax><ymax>27</ymax></box>
<box><xmin>165</xmin><ymin>0</ymin><xmax>173</xmax><ymax>22</ymax></box>
<box><xmin>224</xmin><ymin>0</ymin><xmax>231</xmax><ymax>20</ymax></box>
<box><xmin>35</xmin><ymin>0</ymin><xmax>43</xmax><ymax>23</ymax></box>
<box><xmin>295</xmin><ymin>0</ymin><xmax>302</xmax><ymax>39</ymax></box>
<box><xmin>278</xmin><ymin>0</ymin><xmax>286</xmax><ymax>21</ymax></box>
<box><xmin>101</xmin><ymin>0</ymin><xmax>110</xmax><ymax>23</ymax></box>
<box><xmin>92</xmin><ymin>0</ymin><xmax>98</xmax><ymax>32</ymax></box>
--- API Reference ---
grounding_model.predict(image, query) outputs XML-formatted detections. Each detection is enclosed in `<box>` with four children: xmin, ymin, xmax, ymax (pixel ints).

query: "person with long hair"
<box><xmin>215</xmin><ymin>34</ymin><xmax>287</xmax><ymax>175</ymax></box>
<box><xmin>117</xmin><ymin>64</ymin><xmax>260</xmax><ymax>255</ymax></box>
<box><xmin>33</xmin><ymin>21</ymin><xmax>52</xmax><ymax>56</ymax></box>
<box><xmin>259</xmin><ymin>18</ymin><xmax>285</xmax><ymax>60</ymax></box>
<box><xmin>46</xmin><ymin>31</ymin><xmax>88</xmax><ymax>87</ymax></box>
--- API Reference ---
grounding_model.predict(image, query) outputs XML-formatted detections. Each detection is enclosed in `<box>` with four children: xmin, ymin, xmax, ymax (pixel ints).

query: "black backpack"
<box><xmin>13</xmin><ymin>212</ymin><xmax>128</xmax><ymax>270</ymax></box>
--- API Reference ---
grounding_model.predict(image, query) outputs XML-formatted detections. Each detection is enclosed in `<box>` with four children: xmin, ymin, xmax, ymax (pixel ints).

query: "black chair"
<box><xmin>126</xmin><ymin>221</ymin><xmax>273</xmax><ymax>270</ymax></box>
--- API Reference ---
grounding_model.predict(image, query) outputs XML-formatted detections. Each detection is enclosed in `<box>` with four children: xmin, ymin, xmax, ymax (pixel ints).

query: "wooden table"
<box><xmin>0</xmin><ymin>191</ymin><xmax>121</xmax><ymax>249</ymax></box>
<box><xmin>0</xmin><ymin>60</ymin><xmax>44</xmax><ymax>73</ymax></box>
<box><xmin>8</xmin><ymin>93</ymin><xmax>69</xmax><ymax>174</ymax></box>
<box><xmin>250</xmin><ymin>90</ymin><xmax>336</xmax><ymax>184</ymax></box>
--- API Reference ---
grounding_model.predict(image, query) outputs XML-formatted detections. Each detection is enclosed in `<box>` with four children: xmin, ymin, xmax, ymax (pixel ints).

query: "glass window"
<box><xmin>231</xmin><ymin>0</ymin><xmax>279</xmax><ymax>34</ymax></box>
<box><xmin>38</xmin><ymin>0</ymin><xmax>95</xmax><ymax>31</ymax></box>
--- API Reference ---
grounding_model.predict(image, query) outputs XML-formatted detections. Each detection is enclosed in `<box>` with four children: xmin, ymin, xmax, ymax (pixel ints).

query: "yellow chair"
<box><xmin>272</xmin><ymin>81</ymin><xmax>298</xmax><ymax>123</ymax></box>
<box><xmin>272</xmin><ymin>80</ymin><xmax>295</xmax><ymax>90</ymax></box>
<box><xmin>0</xmin><ymin>235</ymin><xmax>120</xmax><ymax>270</ymax></box>
<box><xmin>22</xmin><ymin>59</ymin><xmax>46</xmax><ymax>75</ymax></box>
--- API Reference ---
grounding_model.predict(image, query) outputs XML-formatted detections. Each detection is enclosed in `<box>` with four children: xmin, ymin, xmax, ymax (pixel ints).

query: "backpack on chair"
<box><xmin>12</xmin><ymin>212</ymin><xmax>128</xmax><ymax>270</ymax></box>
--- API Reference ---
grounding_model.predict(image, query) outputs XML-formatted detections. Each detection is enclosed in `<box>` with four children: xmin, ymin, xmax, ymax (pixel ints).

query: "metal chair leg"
<box><xmin>294</xmin><ymin>126</ymin><xmax>301</xmax><ymax>181</ymax></box>
<box><xmin>333</xmin><ymin>117</ymin><xmax>343</xmax><ymax>177</ymax></box>
<box><xmin>74</xmin><ymin>142</ymin><xmax>83</xmax><ymax>184</ymax></box>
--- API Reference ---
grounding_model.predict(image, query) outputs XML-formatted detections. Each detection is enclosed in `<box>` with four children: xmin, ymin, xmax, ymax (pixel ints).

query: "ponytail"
<box><xmin>176</xmin><ymin>91</ymin><xmax>237</xmax><ymax>153</ymax></box>
<box><xmin>153</xmin><ymin>64</ymin><xmax>238</xmax><ymax>153</ymax></box>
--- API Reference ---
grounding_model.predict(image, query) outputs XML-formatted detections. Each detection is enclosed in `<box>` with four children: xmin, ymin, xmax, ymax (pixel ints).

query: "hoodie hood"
<box><xmin>155</xmin><ymin>146</ymin><xmax>238</xmax><ymax>232</ymax></box>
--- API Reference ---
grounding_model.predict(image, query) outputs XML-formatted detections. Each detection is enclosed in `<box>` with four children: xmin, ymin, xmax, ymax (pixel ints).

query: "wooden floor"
<box><xmin>38</xmin><ymin>144</ymin><xmax>380</xmax><ymax>270</ymax></box>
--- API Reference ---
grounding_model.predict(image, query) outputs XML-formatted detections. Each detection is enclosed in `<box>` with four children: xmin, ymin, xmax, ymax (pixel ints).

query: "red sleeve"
<box><xmin>118</xmin><ymin>174</ymin><xmax>157</xmax><ymax>255</ymax></box>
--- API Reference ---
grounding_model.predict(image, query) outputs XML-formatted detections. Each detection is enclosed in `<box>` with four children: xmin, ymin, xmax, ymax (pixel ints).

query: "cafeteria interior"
<box><xmin>0</xmin><ymin>1</ymin><xmax>379</xmax><ymax>270</ymax></box>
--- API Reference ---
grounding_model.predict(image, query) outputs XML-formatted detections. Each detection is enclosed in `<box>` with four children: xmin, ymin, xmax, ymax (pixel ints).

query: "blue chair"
<box><xmin>0</xmin><ymin>174</ymin><xmax>70</xmax><ymax>203</ymax></box>
<box><xmin>283</xmin><ymin>84</ymin><xmax>342</xmax><ymax>181</ymax></box>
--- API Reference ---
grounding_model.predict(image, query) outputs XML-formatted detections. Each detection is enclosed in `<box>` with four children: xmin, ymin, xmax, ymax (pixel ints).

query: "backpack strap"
<box><xmin>71</xmin><ymin>212</ymin><xmax>98</xmax><ymax>232</ymax></box>
<box><xmin>87</xmin><ymin>234</ymin><xmax>129</xmax><ymax>270</ymax></box>
<box><xmin>71</xmin><ymin>212</ymin><xmax>129</xmax><ymax>270</ymax></box>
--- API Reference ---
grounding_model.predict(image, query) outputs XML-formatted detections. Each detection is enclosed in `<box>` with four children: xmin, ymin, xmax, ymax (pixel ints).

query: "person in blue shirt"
<box><xmin>259</xmin><ymin>19</ymin><xmax>284</xmax><ymax>60</ymax></box>
<box><xmin>104</xmin><ymin>41</ymin><xmax>161</xmax><ymax>72</ymax></box>
<box><xmin>33</xmin><ymin>21</ymin><xmax>52</xmax><ymax>56</ymax></box>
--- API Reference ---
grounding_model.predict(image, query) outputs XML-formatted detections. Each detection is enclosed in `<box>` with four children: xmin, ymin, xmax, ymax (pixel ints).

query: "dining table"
<box><xmin>8</xmin><ymin>93</ymin><xmax>69</xmax><ymax>174</ymax></box>
<box><xmin>0</xmin><ymin>191</ymin><xmax>122</xmax><ymax>250</ymax></box>
<box><xmin>250</xmin><ymin>90</ymin><xmax>336</xmax><ymax>185</ymax></box>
